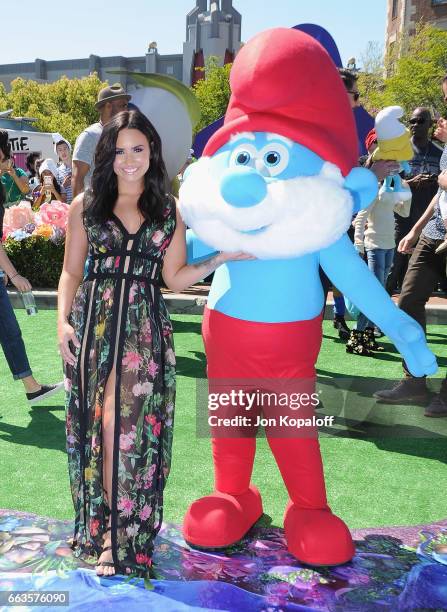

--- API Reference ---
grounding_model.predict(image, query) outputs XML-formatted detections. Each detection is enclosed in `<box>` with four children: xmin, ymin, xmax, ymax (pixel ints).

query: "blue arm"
<box><xmin>320</xmin><ymin>235</ymin><xmax>437</xmax><ymax>377</ymax></box>
<box><xmin>186</xmin><ymin>229</ymin><xmax>219</xmax><ymax>264</ymax></box>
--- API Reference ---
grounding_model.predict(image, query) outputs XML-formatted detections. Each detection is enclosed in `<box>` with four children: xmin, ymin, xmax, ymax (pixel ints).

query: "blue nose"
<box><xmin>220</xmin><ymin>167</ymin><xmax>267</xmax><ymax>208</ymax></box>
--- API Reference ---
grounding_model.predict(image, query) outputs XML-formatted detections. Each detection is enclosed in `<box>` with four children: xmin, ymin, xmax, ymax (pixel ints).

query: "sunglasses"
<box><xmin>409</xmin><ymin>117</ymin><xmax>426</xmax><ymax>125</ymax></box>
<box><xmin>347</xmin><ymin>91</ymin><xmax>360</xmax><ymax>101</ymax></box>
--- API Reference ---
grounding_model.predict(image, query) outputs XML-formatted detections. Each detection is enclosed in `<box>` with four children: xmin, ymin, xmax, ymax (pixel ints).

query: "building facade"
<box><xmin>386</xmin><ymin>0</ymin><xmax>447</xmax><ymax>55</ymax></box>
<box><xmin>0</xmin><ymin>1</ymin><xmax>241</xmax><ymax>91</ymax></box>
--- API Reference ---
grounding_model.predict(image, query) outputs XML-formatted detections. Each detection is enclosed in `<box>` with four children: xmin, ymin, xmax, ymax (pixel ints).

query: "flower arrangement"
<box><xmin>2</xmin><ymin>201</ymin><xmax>68</xmax><ymax>288</ymax></box>
<box><xmin>2</xmin><ymin>200</ymin><xmax>69</xmax><ymax>243</ymax></box>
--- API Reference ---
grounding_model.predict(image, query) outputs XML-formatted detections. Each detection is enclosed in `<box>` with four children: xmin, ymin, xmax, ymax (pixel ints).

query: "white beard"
<box><xmin>178</xmin><ymin>156</ymin><xmax>354</xmax><ymax>259</ymax></box>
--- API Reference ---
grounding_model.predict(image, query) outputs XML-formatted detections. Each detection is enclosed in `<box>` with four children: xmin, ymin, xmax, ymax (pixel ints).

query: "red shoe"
<box><xmin>183</xmin><ymin>484</ymin><xmax>263</xmax><ymax>549</ymax></box>
<box><xmin>284</xmin><ymin>502</ymin><xmax>355</xmax><ymax>566</ymax></box>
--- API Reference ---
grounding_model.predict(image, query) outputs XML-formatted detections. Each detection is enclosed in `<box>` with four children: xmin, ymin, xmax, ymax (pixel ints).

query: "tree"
<box><xmin>358</xmin><ymin>24</ymin><xmax>447</xmax><ymax>118</ymax></box>
<box><xmin>0</xmin><ymin>74</ymin><xmax>107</xmax><ymax>144</ymax></box>
<box><xmin>357</xmin><ymin>41</ymin><xmax>386</xmax><ymax>115</ymax></box>
<box><xmin>191</xmin><ymin>57</ymin><xmax>231</xmax><ymax>133</ymax></box>
<box><xmin>381</xmin><ymin>23</ymin><xmax>447</xmax><ymax>116</ymax></box>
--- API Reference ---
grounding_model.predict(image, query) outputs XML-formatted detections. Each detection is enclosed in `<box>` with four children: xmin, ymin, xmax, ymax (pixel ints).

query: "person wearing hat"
<box><xmin>32</xmin><ymin>158</ymin><xmax>66</xmax><ymax>208</ymax></box>
<box><xmin>55</xmin><ymin>138</ymin><xmax>73</xmax><ymax>204</ymax></box>
<box><xmin>72</xmin><ymin>84</ymin><xmax>131</xmax><ymax>198</ymax></box>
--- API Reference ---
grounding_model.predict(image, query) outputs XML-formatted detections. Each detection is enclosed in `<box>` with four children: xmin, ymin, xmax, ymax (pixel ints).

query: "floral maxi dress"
<box><xmin>64</xmin><ymin>199</ymin><xmax>176</xmax><ymax>577</ymax></box>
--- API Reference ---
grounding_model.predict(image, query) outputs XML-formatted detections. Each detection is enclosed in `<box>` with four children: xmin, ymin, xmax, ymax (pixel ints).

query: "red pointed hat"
<box><xmin>203</xmin><ymin>27</ymin><xmax>358</xmax><ymax>177</ymax></box>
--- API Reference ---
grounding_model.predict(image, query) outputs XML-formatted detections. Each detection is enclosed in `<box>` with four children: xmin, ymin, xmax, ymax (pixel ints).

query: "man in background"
<box><xmin>387</xmin><ymin>107</ymin><xmax>443</xmax><ymax>293</ymax></box>
<box><xmin>72</xmin><ymin>84</ymin><xmax>131</xmax><ymax>198</ymax></box>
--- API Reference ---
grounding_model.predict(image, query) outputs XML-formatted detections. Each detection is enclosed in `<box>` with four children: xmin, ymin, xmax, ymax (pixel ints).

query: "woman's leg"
<box><xmin>0</xmin><ymin>282</ymin><xmax>52</xmax><ymax>394</ymax></box>
<box><xmin>96</xmin><ymin>367</ymin><xmax>116</xmax><ymax>577</ymax></box>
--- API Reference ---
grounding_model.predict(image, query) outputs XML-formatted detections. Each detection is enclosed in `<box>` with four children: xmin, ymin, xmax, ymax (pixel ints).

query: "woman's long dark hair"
<box><xmin>83</xmin><ymin>109</ymin><xmax>169</xmax><ymax>225</ymax></box>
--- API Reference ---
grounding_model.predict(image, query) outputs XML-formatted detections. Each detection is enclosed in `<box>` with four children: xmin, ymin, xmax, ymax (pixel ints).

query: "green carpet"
<box><xmin>0</xmin><ymin>309</ymin><xmax>446</xmax><ymax>530</ymax></box>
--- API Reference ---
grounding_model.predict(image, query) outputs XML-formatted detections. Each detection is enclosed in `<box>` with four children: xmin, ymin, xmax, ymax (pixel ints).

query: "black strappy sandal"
<box><xmin>96</xmin><ymin>527</ymin><xmax>115</xmax><ymax>572</ymax></box>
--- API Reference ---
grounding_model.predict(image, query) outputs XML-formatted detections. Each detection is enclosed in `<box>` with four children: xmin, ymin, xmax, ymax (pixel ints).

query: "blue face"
<box><xmin>211</xmin><ymin>132</ymin><xmax>325</xmax><ymax>181</ymax></box>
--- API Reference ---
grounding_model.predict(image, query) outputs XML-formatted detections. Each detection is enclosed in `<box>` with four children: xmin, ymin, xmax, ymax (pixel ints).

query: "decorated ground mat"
<box><xmin>0</xmin><ymin>509</ymin><xmax>446</xmax><ymax>611</ymax></box>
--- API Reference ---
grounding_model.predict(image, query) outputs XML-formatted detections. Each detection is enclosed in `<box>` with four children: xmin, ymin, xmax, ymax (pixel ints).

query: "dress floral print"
<box><xmin>64</xmin><ymin>198</ymin><xmax>176</xmax><ymax>577</ymax></box>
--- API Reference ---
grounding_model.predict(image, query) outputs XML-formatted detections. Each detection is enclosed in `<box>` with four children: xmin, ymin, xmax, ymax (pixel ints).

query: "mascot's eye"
<box><xmin>259</xmin><ymin>142</ymin><xmax>290</xmax><ymax>176</ymax></box>
<box><xmin>264</xmin><ymin>151</ymin><xmax>281</xmax><ymax>166</ymax></box>
<box><xmin>236</xmin><ymin>151</ymin><xmax>251</xmax><ymax>165</ymax></box>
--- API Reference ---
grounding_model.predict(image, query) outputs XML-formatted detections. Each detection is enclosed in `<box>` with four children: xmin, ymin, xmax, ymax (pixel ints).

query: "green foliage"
<box><xmin>191</xmin><ymin>56</ymin><xmax>232</xmax><ymax>133</ymax></box>
<box><xmin>0</xmin><ymin>82</ymin><xmax>8</xmax><ymax>109</ymax></box>
<box><xmin>0</xmin><ymin>74</ymin><xmax>108</xmax><ymax>144</ymax></box>
<box><xmin>4</xmin><ymin>236</ymin><xmax>64</xmax><ymax>288</ymax></box>
<box><xmin>359</xmin><ymin>24</ymin><xmax>447</xmax><ymax>118</ymax></box>
<box><xmin>381</xmin><ymin>24</ymin><xmax>447</xmax><ymax>116</ymax></box>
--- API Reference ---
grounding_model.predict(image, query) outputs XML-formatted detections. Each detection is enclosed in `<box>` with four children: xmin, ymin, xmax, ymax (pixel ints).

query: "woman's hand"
<box><xmin>216</xmin><ymin>251</ymin><xmax>257</xmax><ymax>264</ymax></box>
<box><xmin>58</xmin><ymin>320</ymin><xmax>81</xmax><ymax>366</ymax></box>
<box><xmin>11</xmin><ymin>274</ymin><xmax>32</xmax><ymax>292</ymax></box>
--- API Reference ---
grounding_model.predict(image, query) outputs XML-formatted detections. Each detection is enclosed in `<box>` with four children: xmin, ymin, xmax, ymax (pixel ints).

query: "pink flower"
<box><xmin>153</xmin><ymin>421</ymin><xmax>161</xmax><ymax>437</ymax></box>
<box><xmin>152</xmin><ymin>230</ymin><xmax>165</xmax><ymax>246</ymax></box>
<box><xmin>145</xmin><ymin>414</ymin><xmax>157</xmax><ymax>425</ymax></box>
<box><xmin>147</xmin><ymin>359</ymin><xmax>159</xmax><ymax>378</ymax></box>
<box><xmin>64</xmin><ymin>377</ymin><xmax>72</xmax><ymax>392</ymax></box>
<box><xmin>141</xmin><ymin>320</ymin><xmax>152</xmax><ymax>341</ymax></box>
<box><xmin>133</xmin><ymin>382</ymin><xmax>153</xmax><ymax>397</ymax></box>
<box><xmin>36</xmin><ymin>201</ymin><xmax>69</xmax><ymax>230</ymax></box>
<box><xmin>4</xmin><ymin>202</ymin><xmax>35</xmax><ymax>233</ymax></box>
<box><xmin>114</xmin><ymin>256</ymin><xmax>121</xmax><ymax>269</ymax></box>
<box><xmin>136</xmin><ymin>553</ymin><xmax>152</xmax><ymax>567</ymax></box>
<box><xmin>89</xmin><ymin>518</ymin><xmax>100</xmax><ymax>537</ymax></box>
<box><xmin>103</xmin><ymin>288</ymin><xmax>112</xmax><ymax>301</ymax></box>
<box><xmin>139</xmin><ymin>504</ymin><xmax>152</xmax><ymax>521</ymax></box>
<box><xmin>117</xmin><ymin>496</ymin><xmax>135</xmax><ymax>518</ymax></box>
<box><xmin>120</xmin><ymin>433</ymin><xmax>134</xmax><ymax>451</ymax></box>
<box><xmin>120</xmin><ymin>426</ymin><xmax>136</xmax><ymax>450</ymax></box>
<box><xmin>122</xmin><ymin>352</ymin><xmax>143</xmax><ymax>371</ymax></box>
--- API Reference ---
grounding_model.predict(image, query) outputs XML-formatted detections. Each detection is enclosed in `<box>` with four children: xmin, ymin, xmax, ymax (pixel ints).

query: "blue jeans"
<box><xmin>357</xmin><ymin>248</ymin><xmax>395</xmax><ymax>331</ymax></box>
<box><xmin>0</xmin><ymin>281</ymin><xmax>32</xmax><ymax>379</ymax></box>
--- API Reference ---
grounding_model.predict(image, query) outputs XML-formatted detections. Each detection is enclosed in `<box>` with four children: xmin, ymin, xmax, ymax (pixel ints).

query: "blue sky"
<box><xmin>3</xmin><ymin>0</ymin><xmax>387</xmax><ymax>67</ymax></box>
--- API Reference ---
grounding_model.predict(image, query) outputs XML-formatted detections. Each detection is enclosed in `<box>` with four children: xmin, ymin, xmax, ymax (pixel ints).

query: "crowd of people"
<box><xmin>326</xmin><ymin>69</ymin><xmax>447</xmax><ymax>418</ymax></box>
<box><xmin>0</xmin><ymin>69</ymin><xmax>446</xmax><ymax>580</ymax></box>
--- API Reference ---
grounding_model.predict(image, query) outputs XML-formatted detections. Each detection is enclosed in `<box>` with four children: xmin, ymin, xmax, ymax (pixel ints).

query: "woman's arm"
<box><xmin>162</xmin><ymin>202</ymin><xmax>254</xmax><ymax>292</ymax></box>
<box><xmin>57</xmin><ymin>194</ymin><xmax>89</xmax><ymax>365</ymax></box>
<box><xmin>33</xmin><ymin>190</ymin><xmax>45</xmax><ymax>209</ymax></box>
<box><xmin>0</xmin><ymin>243</ymin><xmax>32</xmax><ymax>292</ymax></box>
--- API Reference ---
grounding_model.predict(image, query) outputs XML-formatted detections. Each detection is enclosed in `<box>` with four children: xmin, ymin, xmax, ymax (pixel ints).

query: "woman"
<box><xmin>26</xmin><ymin>152</ymin><xmax>42</xmax><ymax>191</ymax></box>
<box><xmin>0</xmin><ymin>130</ymin><xmax>29</xmax><ymax>206</ymax></box>
<box><xmin>32</xmin><ymin>159</ymin><xmax>66</xmax><ymax>208</ymax></box>
<box><xmin>0</xmin><ymin>182</ymin><xmax>63</xmax><ymax>404</ymax></box>
<box><xmin>55</xmin><ymin>139</ymin><xmax>73</xmax><ymax>204</ymax></box>
<box><xmin>57</xmin><ymin>109</ymin><xmax>248</xmax><ymax>578</ymax></box>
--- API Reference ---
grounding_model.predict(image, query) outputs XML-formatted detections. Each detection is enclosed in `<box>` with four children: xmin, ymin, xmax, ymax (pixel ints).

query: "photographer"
<box><xmin>32</xmin><ymin>159</ymin><xmax>66</xmax><ymax>208</ymax></box>
<box><xmin>0</xmin><ymin>130</ymin><xmax>29</xmax><ymax>206</ymax></box>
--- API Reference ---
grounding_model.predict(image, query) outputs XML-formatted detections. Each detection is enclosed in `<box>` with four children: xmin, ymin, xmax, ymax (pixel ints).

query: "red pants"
<box><xmin>203</xmin><ymin>307</ymin><xmax>327</xmax><ymax>506</ymax></box>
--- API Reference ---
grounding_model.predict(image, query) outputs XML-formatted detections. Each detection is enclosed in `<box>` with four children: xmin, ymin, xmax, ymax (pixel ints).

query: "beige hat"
<box><xmin>95</xmin><ymin>84</ymin><xmax>131</xmax><ymax>110</ymax></box>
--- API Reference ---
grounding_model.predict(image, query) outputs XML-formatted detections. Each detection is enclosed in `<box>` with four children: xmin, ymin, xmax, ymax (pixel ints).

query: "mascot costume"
<box><xmin>178</xmin><ymin>28</ymin><xmax>437</xmax><ymax>566</ymax></box>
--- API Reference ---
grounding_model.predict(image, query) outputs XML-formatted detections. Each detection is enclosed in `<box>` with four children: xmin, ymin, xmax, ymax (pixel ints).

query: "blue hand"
<box><xmin>320</xmin><ymin>235</ymin><xmax>438</xmax><ymax>377</ymax></box>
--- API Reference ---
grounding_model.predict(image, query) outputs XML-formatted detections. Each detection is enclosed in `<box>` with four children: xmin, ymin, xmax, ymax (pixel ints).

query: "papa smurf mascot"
<box><xmin>178</xmin><ymin>28</ymin><xmax>437</xmax><ymax>566</ymax></box>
